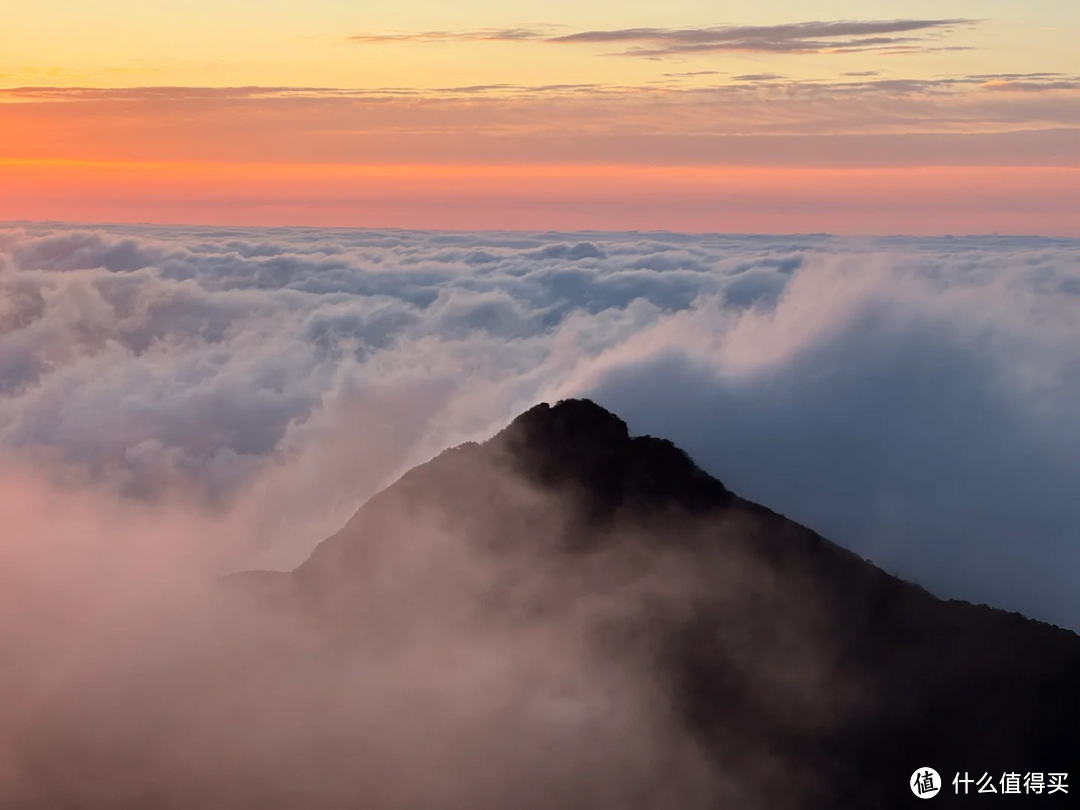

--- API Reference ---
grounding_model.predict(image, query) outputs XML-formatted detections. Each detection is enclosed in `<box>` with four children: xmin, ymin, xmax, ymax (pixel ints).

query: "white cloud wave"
<box><xmin>1</xmin><ymin>223</ymin><xmax>1078</xmax><ymax>627</ymax></box>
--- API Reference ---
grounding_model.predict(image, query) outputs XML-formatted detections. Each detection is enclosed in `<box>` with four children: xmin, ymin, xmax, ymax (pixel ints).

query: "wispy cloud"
<box><xmin>0</xmin><ymin>84</ymin><xmax>602</xmax><ymax>103</ymax></box>
<box><xmin>348</xmin><ymin>26</ymin><xmax>554</xmax><ymax>44</ymax></box>
<box><xmin>3</xmin><ymin>74</ymin><xmax>1079</xmax><ymax>176</ymax></box>
<box><xmin>732</xmin><ymin>73</ymin><xmax>787</xmax><ymax>82</ymax></box>
<box><xmin>3</xmin><ymin>71</ymin><xmax>1077</xmax><ymax>137</ymax></box>
<box><xmin>346</xmin><ymin>19</ymin><xmax>977</xmax><ymax>58</ymax></box>
<box><xmin>547</xmin><ymin>19</ymin><xmax>977</xmax><ymax>57</ymax></box>
<box><xmin>980</xmin><ymin>79</ymin><xmax>1080</xmax><ymax>92</ymax></box>
<box><xmin>661</xmin><ymin>70</ymin><xmax>726</xmax><ymax>78</ymax></box>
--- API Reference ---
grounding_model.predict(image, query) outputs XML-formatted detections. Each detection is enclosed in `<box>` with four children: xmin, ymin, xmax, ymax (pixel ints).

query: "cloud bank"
<box><xmin>1</xmin><ymin>223</ymin><xmax>1079</xmax><ymax>630</ymax></box>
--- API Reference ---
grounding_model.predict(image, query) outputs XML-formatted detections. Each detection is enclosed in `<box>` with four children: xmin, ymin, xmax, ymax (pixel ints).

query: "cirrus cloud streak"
<box><xmin>348</xmin><ymin>19</ymin><xmax>977</xmax><ymax>58</ymax></box>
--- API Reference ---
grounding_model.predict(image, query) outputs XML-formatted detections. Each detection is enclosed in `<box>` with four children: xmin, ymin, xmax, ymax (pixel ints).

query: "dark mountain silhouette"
<box><xmin>9</xmin><ymin>399</ymin><xmax>1078</xmax><ymax>809</ymax></box>
<box><xmin>248</xmin><ymin>399</ymin><xmax>1080</xmax><ymax>808</ymax></box>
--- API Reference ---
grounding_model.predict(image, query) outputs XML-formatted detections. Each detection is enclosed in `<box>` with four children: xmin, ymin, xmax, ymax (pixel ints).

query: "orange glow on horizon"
<box><xmin>2</xmin><ymin>159</ymin><xmax>1078</xmax><ymax>235</ymax></box>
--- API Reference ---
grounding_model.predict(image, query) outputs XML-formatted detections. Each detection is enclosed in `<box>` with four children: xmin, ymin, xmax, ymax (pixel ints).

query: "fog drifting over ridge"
<box><xmin>1</xmin><ymin>222</ymin><xmax>1078</xmax><ymax>628</ymax></box>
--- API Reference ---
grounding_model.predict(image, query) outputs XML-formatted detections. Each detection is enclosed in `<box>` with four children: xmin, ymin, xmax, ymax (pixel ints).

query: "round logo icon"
<box><xmin>911</xmin><ymin>768</ymin><xmax>941</xmax><ymax>799</ymax></box>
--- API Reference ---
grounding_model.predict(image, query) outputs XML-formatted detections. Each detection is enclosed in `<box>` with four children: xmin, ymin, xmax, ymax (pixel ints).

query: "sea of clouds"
<box><xmin>1</xmin><ymin>222</ymin><xmax>1078</xmax><ymax>629</ymax></box>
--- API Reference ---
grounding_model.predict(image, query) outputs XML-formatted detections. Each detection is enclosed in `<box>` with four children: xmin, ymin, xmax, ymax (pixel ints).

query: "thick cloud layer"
<box><xmin>1</xmin><ymin>222</ymin><xmax>1078</xmax><ymax>627</ymax></box>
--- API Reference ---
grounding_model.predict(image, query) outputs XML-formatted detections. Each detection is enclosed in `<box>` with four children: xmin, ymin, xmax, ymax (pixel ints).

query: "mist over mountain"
<box><xmin>5</xmin><ymin>398</ymin><xmax>1077</xmax><ymax>809</ymax></box>
<box><xmin>2</xmin><ymin>224</ymin><xmax>1079</xmax><ymax>629</ymax></box>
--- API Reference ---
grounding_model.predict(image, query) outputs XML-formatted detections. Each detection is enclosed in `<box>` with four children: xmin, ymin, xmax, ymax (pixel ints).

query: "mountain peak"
<box><xmin>507</xmin><ymin>399</ymin><xmax>631</xmax><ymax>445</ymax></box>
<box><xmin>496</xmin><ymin>398</ymin><xmax>731</xmax><ymax>517</ymax></box>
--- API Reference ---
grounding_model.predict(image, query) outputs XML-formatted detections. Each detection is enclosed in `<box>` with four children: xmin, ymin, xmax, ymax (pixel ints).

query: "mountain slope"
<box><xmin>290</xmin><ymin>398</ymin><xmax>1080</xmax><ymax>807</ymax></box>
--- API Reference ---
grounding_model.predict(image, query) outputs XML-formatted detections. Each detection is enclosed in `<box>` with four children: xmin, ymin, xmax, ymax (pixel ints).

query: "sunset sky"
<box><xmin>2</xmin><ymin>1</ymin><xmax>1078</xmax><ymax>233</ymax></box>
